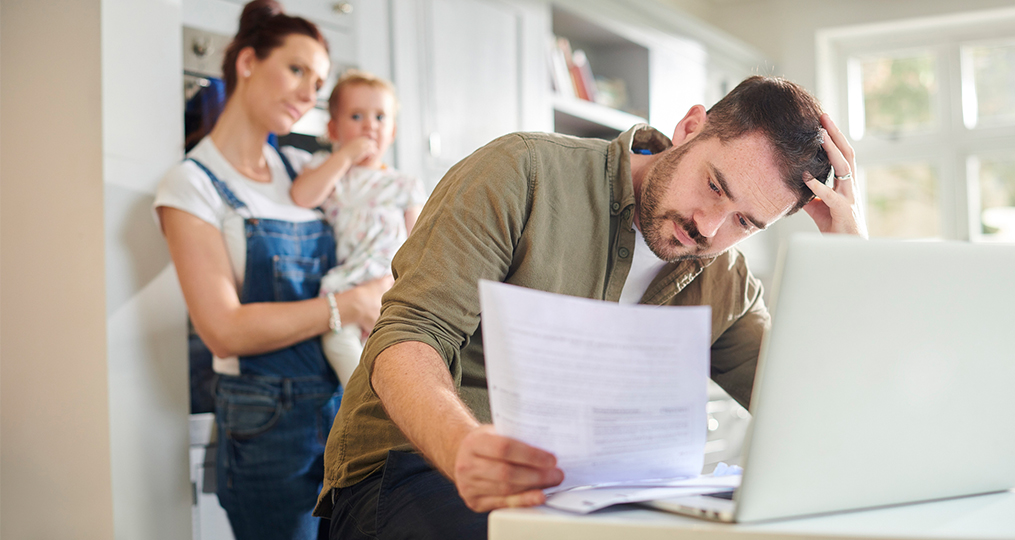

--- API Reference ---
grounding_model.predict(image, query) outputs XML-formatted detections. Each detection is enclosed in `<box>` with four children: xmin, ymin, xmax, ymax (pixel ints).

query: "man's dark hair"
<box><xmin>701</xmin><ymin>76</ymin><xmax>830</xmax><ymax>212</ymax></box>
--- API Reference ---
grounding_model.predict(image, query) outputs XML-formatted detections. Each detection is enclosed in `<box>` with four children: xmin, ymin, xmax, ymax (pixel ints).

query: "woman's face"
<box><xmin>238</xmin><ymin>34</ymin><xmax>330</xmax><ymax>135</ymax></box>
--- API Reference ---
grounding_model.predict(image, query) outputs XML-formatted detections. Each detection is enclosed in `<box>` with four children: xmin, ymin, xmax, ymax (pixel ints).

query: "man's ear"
<box><xmin>671</xmin><ymin>104</ymin><xmax>707</xmax><ymax>146</ymax></box>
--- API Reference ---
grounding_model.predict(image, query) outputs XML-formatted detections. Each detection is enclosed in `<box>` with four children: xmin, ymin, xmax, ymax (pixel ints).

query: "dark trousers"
<box><xmin>328</xmin><ymin>451</ymin><xmax>489</xmax><ymax>540</ymax></box>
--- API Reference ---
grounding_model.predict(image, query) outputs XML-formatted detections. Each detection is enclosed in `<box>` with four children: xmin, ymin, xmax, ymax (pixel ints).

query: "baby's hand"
<box><xmin>336</xmin><ymin>136</ymin><xmax>379</xmax><ymax>166</ymax></box>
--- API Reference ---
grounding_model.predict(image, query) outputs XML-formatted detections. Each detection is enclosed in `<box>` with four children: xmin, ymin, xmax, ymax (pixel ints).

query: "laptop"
<box><xmin>646</xmin><ymin>234</ymin><xmax>1015</xmax><ymax>523</ymax></box>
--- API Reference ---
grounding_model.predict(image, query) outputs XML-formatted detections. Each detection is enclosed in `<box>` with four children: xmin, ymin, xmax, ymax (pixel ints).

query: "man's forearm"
<box><xmin>371</xmin><ymin>340</ymin><xmax>479</xmax><ymax>480</ymax></box>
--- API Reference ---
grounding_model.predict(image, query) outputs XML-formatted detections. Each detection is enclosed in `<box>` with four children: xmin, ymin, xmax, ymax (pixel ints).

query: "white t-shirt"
<box><xmin>618</xmin><ymin>226</ymin><xmax>668</xmax><ymax>304</ymax></box>
<box><xmin>153</xmin><ymin>137</ymin><xmax>317</xmax><ymax>374</ymax></box>
<box><xmin>154</xmin><ymin>138</ymin><xmax>317</xmax><ymax>285</ymax></box>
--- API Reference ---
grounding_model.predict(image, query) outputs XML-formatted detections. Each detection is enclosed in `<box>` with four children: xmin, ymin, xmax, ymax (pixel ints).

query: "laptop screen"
<box><xmin>734</xmin><ymin>234</ymin><xmax>1015</xmax><ymax>522</ymax></box>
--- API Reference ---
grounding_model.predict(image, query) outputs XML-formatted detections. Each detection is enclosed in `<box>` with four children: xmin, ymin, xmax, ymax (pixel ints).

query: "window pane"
<box><xmin>855</xmin><ymin>52</ymin><xmax>938</xmax><ymax>139</ymax></box>
<box><xmin>974</xmin><ymin>156</ymin><xmax>1015</xmax><ymax>240</ymax></box>
<box><xmin>865</xmin><ymin>162</ymin><xmax>940</xmax><ymax>238</ymax></box>
<box><xmin>961</xmin><ymin>42</ymin><xmax>1015</xmax><ymax>129</ymax></box>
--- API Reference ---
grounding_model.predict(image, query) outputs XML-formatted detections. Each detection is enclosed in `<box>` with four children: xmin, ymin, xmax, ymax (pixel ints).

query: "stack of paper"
<box><xmin>480</xmin><ymin>281</ymin><xmax>732</xmax><ymax>513</ymax></box>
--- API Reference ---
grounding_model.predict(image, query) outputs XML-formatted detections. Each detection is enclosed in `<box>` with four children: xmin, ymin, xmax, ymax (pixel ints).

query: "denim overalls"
<box><xmin>190</xmin><ymin>151</ymin><xmax>340</xmax><ymax>540</ymax></box>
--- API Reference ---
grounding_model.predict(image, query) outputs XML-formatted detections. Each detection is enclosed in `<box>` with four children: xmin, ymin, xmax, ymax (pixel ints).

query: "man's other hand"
<box><xmin>453</xmin><ymin>425</ymin><xmax>564</xmax><ymax>513</ymax></box>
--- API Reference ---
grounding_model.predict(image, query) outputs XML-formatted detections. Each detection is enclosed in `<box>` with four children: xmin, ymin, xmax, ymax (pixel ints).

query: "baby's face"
<box><xmin>329</xmin><ymin>84</ymin><xmax>396</xmax><ymax>167</ymax></box>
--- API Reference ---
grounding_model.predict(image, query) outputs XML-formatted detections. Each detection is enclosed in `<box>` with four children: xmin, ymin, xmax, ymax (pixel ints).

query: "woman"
<box><xmin>154</xmin><ymin>1</ymin><xmax>390</xmax><ymax>538</ymax></box>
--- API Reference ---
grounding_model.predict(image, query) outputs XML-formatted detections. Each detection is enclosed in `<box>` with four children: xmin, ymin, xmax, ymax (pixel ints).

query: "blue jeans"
<box><xmin>328</xmin><ymin>450</ymin><xmax>489</xmax><ymax>540</ymax></box>
<box><xmin>216</xmin><ymin>375</ymin><xmax>341</xmax><ymax>540</ymax></box>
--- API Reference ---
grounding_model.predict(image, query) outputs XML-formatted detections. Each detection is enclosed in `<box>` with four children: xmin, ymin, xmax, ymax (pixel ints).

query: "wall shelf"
<box><xmin>552</xmin><ymin>95</ymin><xmax>646</xmax><ymax>139</ymax></box>
<box><xmin>550</xmin><ymin>4</ymin><xmax>650</xmax><ymax>139</ymax></box>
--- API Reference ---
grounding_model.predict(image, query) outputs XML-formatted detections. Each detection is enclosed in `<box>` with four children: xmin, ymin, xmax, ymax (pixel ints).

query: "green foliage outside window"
<box><xmin>861</xmin><ymin>54</ymin><xmax>938</xmax><ymax>138</ymax></box>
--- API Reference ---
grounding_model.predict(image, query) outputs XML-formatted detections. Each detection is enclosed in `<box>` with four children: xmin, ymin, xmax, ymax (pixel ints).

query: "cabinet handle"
<box><xmin>191</xmin><ymin>37</ymin><xmax>211</xmax><ymax>58</ymax></box>
<box><xmin>332</xmin><ymin>2</ymin><xmax>353</xmax><ymax>15</ymax></box>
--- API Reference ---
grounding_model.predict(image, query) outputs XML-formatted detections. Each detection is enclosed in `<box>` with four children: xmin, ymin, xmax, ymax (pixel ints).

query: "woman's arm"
<box><xmin>159</xmin><ymin>206</ymin><xmax>389</xmax><ymax>358</ymax></box>
<box><xmin>290</xmin><ymin>138</ymin><xmax>377</xmax><ymax>208</ymax></box>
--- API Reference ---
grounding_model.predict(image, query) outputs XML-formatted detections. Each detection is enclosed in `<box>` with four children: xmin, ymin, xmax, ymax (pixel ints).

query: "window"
<box><xmin>817</xmin><ymin>8</ymin><xmax>1015</xmax><ymax>241</ymax></box>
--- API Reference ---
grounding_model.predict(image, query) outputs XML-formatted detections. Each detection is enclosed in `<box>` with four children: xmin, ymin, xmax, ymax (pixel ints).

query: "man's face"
<box><xmin>638</xmin><ymin>131</ymin><xmax>798</xmax><ymax>262</ymax></box>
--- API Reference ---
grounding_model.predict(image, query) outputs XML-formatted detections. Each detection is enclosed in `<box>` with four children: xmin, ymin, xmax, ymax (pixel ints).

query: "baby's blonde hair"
<box><xmin>328</xmin><ymin>69</ymin><xmax>399</xmax><ymax>116</ymax></box>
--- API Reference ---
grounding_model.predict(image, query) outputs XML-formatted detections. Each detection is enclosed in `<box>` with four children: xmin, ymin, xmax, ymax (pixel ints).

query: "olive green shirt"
<box><xmin>314</xmin><ymin>125</ymin><xmax>769</xmax><ymax>516</ymax></box>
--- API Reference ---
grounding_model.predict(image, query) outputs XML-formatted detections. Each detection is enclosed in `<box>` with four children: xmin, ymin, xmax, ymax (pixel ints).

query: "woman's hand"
<box><xmin>803</xmin><ymin>114</ymin><xmax>868</xmax><ymax>238</ymax></box>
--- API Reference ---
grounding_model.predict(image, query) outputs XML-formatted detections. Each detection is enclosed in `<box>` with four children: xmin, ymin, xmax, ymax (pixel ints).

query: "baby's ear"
<box><xmin>327</xmin><ymin>118</ymin><xmax>339</xmax><ymax>142</ymax></box>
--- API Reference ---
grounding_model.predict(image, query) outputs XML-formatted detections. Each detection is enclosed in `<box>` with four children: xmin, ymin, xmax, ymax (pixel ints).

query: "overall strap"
<box><xmin>187</xmin><ymin>157</ymin><xmax>250</xmax><ymax>213</ymax></box>
<box><xmin>275</xmin><ymin>146</ymin><xmax>298</xmax><ymax>181</ymax></box>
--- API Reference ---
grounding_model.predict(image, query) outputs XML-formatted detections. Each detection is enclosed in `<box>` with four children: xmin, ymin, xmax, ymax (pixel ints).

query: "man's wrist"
<box><xmin>446</xmin><ymin>421</ymin><xmax>480</xmax><ymax>478</ymax></box>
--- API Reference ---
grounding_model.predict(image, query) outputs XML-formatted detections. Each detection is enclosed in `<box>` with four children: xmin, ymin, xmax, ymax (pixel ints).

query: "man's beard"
<box><xmin>638</xmin><ymin>143</ymin><xmax>712</xmax><ymax>262</ymax></box>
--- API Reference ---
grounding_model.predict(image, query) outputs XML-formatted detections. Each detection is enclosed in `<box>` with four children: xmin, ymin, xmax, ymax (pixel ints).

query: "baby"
<box><xmin>291</xmin><ymin>70</ymin><xmax>425</xmax><ymax>386</ymax></box>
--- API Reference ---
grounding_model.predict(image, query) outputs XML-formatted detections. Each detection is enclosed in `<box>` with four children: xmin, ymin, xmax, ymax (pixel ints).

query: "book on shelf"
<box><xmin>570</xmin><ymin>49</ymin><xmax>598</xmax><ymax>104</ymax></box>
<box><xmin>550</xmin><ymin>36</ymin><xmax>596</xmax><ymax>103</ymax></box>
<box><xmin>548</xmin><ymin>36</ymin><xmax>575</xmax><ymax>97</ymax></box>
<box><xmin>549</xmin><ymin>36</ymin><xmax>629</xmax><ymax>113</ymax></box>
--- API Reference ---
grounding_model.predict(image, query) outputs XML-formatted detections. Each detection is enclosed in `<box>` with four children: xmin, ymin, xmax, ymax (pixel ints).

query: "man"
<box><xmin>316</xmin><ymin>76</ymin><xmax>867</xmax><ymax>539</ymax></box>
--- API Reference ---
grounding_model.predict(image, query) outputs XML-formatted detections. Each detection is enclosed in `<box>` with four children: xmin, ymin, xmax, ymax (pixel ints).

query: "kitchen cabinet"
<box><xmin>216</xmin><ymin>0</ymin><xmax>356</xmax><ymax>32</ymax></box>
<box><xmin>391</xmin><ymin>0</ymin><xmax>549</xmax><ymax>191</ymax></box>
<box><xmin>189</xmin><ymin>414</ymin><xmax>234</xmax><ymax>540</ymax></box>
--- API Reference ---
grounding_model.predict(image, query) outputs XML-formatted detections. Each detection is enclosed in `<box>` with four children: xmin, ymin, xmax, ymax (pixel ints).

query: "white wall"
<box><xmin>103</xmin><ymin>0</ymin><xmax>193</xmax><ymax>538</ymax></box>
<box><xmin>1</xmin><ymin>0</ymin><xmax>192</xmax><ymax>537</ymax></box>
<box><xmin>1</xmin><ymin>1</ymin><xmax>115</xmax><ymax>537</ymax></box>
<box><xmin>707</xmin><ymin>0</ymin><xmax>1015</xmax><ymax>91</ymax></box>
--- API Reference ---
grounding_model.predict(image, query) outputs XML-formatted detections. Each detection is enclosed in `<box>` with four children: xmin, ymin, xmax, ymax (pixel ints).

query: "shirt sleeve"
<box><xmin>152</xmin><ymin>160</ymin><xmax>227</xmax><ymax>231</ymax></box>
<box><xmin>359</xmin><ymin>134</ymin><xmax>533</xmax><ymax>386</ymax></box>
<box><xmin>708</xmin><ymin>265</ymin><xmax>769</xmax><ymax>410</ymax></box>
<box><xmin>279</xmin><ymin>145</ymin><xmax>315</xmax><ymax>174</ymax></box>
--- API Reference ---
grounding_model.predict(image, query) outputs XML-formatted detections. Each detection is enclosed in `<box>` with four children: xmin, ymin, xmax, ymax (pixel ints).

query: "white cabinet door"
<box><xmin>393</xmin><ymin>0</ymin><xmax>523</xmax><ymax>190</ymax></box>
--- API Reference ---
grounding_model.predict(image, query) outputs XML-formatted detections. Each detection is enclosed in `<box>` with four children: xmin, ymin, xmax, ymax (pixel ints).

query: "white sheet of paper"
<box><xmin>545</xmin><ymin>475</ymin><xmax>741</xmax><ymax>514</ymax></box>
<box><xmin>479</xmin><ymin>280</ymin><xmax>710</xmax><ymax>491</ymax></box>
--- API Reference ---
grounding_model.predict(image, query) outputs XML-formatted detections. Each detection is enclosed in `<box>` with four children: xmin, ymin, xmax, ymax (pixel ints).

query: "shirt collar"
<box><xmin>608</xmin><ymin>124</ymin><xmax>673</xmax><ymax>216</ymax></box>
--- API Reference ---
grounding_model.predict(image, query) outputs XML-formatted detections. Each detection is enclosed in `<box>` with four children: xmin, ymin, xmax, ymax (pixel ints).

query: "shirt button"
<box><xmin>611</xmin><ymin>202</ymin><xmax>621</xmax><ymax>212</ymax></box>
<box><xmin>619</xmin><ymin>247</ymin><xmax>630</xmax><ymax>258</ymax></box>
<box><xmin>622</xmin><ymin>208</ymin><xmax>631</xmax><ymax>220</ymax></box>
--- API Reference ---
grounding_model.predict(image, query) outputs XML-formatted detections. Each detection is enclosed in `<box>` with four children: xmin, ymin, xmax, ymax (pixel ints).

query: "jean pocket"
<box><xmin>272</xmin><ymin>255</ymin><xmax>326</xmax><ymax>302</ymax></box>
<box><xmin>220</xmin><ymin>391</ymin><xmax>283</xmax><ymax>440</ymax></box>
